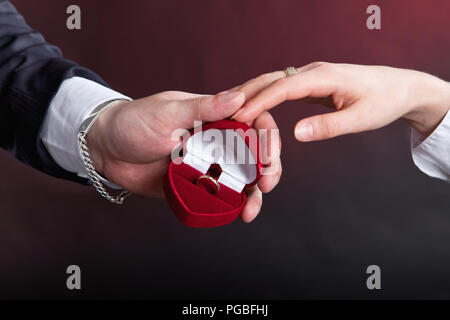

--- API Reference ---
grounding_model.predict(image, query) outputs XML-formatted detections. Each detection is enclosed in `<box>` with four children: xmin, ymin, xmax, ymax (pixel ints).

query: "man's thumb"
<box><xmin>183</xmin><ymin>91</ymin><xmax>245</xmax><ymax>126</ymax></box>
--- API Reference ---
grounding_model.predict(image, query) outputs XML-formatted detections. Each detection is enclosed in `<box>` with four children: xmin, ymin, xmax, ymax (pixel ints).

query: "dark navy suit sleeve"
<box><xmin>0</xmin><ymin>0</ymin><xmax>107</xmax><ymax>184</ymax></box>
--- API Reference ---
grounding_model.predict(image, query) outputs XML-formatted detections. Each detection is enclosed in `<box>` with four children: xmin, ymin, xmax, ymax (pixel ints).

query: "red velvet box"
<box><xmin>164</xmin><ymin>120</ymin><xmax>262</xmax><ymax>228</ymax></box>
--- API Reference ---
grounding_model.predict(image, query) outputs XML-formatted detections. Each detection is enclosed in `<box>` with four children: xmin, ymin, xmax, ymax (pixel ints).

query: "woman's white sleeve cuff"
<box><xmin>411</xmin><ymin>108</ymin><xmax>450</xmax><ymax>182</ymax></box>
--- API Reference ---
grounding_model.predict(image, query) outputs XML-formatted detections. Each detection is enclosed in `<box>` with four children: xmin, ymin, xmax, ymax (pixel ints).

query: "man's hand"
<box><xmin>231</xmin><ymin>62</ymin><xmax>450</xmax><ymax>141</ymax></box>
<box><xmin>85</xmin><ymin>90</ymin><xmax>281</xmax><ymax>223</ymax></box>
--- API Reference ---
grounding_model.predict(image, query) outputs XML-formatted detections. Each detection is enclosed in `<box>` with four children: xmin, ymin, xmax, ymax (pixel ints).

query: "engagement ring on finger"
<box><xmin>284</xmin><ymin>66</ymin><xmax>298</xmax><ymax>77</ymax></box>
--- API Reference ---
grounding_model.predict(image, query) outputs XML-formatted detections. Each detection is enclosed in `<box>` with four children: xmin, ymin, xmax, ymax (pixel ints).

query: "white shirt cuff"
<box><xmin>41</xmin><ymin>77</ymin><xmax>131</xmax><ymax>187</ymax></box>
<box><xmin>411</xmin><ymin>108</ymin><xmax>450</xmax><ymax>181</ymax></box>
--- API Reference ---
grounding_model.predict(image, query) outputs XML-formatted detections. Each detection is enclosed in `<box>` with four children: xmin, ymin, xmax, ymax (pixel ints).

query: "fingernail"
<box><xmin>230</xmin><ymin>108</ymin><xmax>244</xmax><ymax>120</ymax></box>
<box><xmin>295</xmin><ymin>123</ymin><xmax>314</xmax><ymax>141</ymax></box>
<box><xmin>217</xmin><ymin>90</ymin><xmax>229</xmax><ymax>95</ymax></box>
<box><xmin>217</xmin><ymin>91</ymin><xmax>242</xmax><ymax>103</ymax></box>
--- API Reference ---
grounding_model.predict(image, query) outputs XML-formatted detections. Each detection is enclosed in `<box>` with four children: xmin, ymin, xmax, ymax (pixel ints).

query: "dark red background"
<box><xmin>1</xmin><ymin>0</ymin><xmax>449</xmax><ymax>298</ymax></box>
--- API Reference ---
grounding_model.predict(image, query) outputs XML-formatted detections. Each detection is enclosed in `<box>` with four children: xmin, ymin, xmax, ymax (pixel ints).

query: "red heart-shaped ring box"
<box><xmin>164</xmin><ymin>120</ymin><xmax>262</xmax><ymax>228</ymax></box>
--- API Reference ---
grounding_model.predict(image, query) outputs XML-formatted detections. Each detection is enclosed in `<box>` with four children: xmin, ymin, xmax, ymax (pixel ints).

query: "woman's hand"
<box><xmin>85</xmin><ymin>90</ymin><xmax>281</xmax><ymax>223</ymax></box>
<box><xmin>231</xmin><ymin>62</ymin><xmax>450</xmax><ymax>141</ymax></box>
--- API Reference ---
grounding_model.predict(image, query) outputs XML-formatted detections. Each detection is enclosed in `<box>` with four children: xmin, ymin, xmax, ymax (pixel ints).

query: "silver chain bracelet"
<box><xmin>77</xmin><ymin>99</ymin><xmax>131</xmax><ymax>204</ymax></box>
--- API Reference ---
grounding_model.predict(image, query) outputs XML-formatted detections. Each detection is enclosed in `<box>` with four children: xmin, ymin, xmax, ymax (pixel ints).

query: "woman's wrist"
<box><xmin>403</xmin><ymin>73</ymin><xmax>450</xmax><ymax>136</ymax></box>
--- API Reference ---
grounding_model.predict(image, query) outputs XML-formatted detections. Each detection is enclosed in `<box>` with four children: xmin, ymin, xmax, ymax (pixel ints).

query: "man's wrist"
<box><xmin>85</xmin><ymin>100</ymin><xmax>127</xmax><ymax>178</ymax></box>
